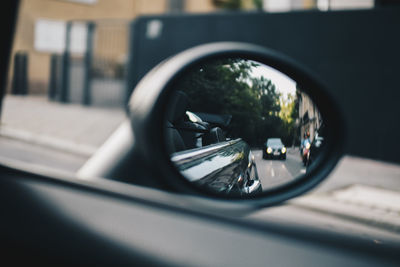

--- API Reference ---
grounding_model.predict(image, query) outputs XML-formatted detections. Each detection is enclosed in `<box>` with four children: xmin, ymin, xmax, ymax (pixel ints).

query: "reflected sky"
<box><xmin>251</xmin><ymin>63</ymin><xmax>296</xmax><ymax>100</ymax></box>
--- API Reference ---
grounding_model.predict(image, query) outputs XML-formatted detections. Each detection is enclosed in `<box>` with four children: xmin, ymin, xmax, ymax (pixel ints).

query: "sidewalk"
<box><xmin>291</xmin><ymin>184</ymin><xmax>400</xmax><ymax>233</ymax></box>
<box><xmin>0</xmin><ymin>95</ymin><xmax>126</xmax><ymax>157</ymax></box>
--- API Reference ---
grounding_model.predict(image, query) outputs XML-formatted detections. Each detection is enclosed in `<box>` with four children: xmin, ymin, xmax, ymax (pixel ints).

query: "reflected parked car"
<box><xmin>263</xmin><ymin>138</ymin><xmax>287</xmax><ymax>160</ymax></box>
<box><xmin>171</xmin><ymin>139</ymin><xmax>262</xmax><ymax>196</ymax></box>
<box><xmin>166</xmin><ymin>91</ymin><xmax>262</xmax><ymax>195</ymax></box>
<box><xmin>308</xmin><ymin>123</ymin><xmax>326</xmax><ymax>167</ymax></box>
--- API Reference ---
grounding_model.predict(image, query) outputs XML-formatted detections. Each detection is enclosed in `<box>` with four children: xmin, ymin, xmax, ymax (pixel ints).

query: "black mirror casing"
<box><xmin>129</xmin><ymin>42</ymin><xmax>345</xmax><ymax>207</ymax></box>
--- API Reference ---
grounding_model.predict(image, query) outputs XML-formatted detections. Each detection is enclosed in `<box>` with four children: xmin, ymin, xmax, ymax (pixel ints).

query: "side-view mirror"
<box><xmin>79</xmin><ymin>42</ymin><xmax>344</xmax><ymax>208</ymax></box>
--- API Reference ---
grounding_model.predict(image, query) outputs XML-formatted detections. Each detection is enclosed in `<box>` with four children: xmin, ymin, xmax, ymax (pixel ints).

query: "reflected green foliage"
<box><xmin>172</xmin><ymin>58</ymin><xmax>298</xmax><ymax>147</ymax></box>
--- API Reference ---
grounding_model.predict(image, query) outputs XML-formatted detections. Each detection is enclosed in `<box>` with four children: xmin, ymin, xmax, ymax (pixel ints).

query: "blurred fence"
<box><xmin>48</xmin><ymin>19</ymin><xmax>130</xmax><ymax>107</ymax></box>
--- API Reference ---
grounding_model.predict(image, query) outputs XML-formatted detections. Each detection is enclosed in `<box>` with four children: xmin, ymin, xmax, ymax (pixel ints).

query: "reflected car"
<box><xmin>263</xmin><ymin>138</ymin><xmax>287</xmax><ymax>160</ymax></box>
<box><xmin>166</xmin><ymin>91</ymin><xmax>262</xmax><ymax>196</ymax></box>
<box><xmin>171</xmin><ymin>139</ymin><xmax>262</xmax><ymax>196</ymax></box>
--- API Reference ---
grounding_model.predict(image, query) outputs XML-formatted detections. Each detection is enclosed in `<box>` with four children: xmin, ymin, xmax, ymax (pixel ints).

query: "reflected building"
<box><xmin>297</xmin><ymin>88</ymin><xmax>322</xmax><ymax>142</ymax></box>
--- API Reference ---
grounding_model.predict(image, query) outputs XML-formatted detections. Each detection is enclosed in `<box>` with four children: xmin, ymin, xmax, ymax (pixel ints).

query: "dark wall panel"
<box><xmin>128</xmin><ymin>8</ymin><xmax>400</xmax><ymax>163</ymax></box>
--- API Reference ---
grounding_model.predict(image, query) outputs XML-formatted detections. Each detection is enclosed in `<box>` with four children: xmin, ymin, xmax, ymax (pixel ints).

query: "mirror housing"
<box><xmin>129</xmin><ymin>42</ymin><xmax>345</xmax><ymax>207</ymax></box>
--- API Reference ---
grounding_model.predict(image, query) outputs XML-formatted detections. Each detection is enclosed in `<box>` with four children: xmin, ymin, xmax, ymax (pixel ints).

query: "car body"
<box><xmin>171</xmin><ymin>138</ymin><xmax>262</xmax><ymax>196</ymax></box>
<box><xmin>302</xmin><ymin>124</ymin><xmax>326</xmax><ymax>168</ymax></box>
<box><xmin>308</xmin><ymin>124</ymin><xmax>326</xmax><ymax>166</ymax></box>
<box><xmin>166</xmin><ymin>91</ymin><xmax>261</xmax><ymax>195</ymax></box>
<box><xmin>263</xmin><ymin>138</ymin><xmax>287</xmax><ymax>160</ymax></box>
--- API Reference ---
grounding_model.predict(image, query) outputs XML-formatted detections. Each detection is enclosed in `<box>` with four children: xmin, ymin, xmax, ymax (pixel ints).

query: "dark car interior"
<box><xmin>1</xmin><ymin>1</ymin><xmax>400</xmax><ymax>266</ymax></box>
<box><xmin>166</xmin><ymin>90</ymin><xmax>227</xmax><ymax>154</ymax></box>
<box><xmin>165</xmin><ymin>90</ymin><xmax>192</xmax><ymax>153</ymax></box>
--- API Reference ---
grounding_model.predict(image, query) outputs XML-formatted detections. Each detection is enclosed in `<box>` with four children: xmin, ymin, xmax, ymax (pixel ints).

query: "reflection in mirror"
<box><xmin>165</xmin><ymin>58</ymin><xmax>325</xmax><ymax>197</ymax></box>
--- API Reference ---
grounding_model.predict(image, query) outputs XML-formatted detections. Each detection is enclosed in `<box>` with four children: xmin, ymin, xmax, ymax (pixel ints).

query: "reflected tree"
<box><xmin>172</xmin><ymin>58</ymin><xmax>298</xmax><ymax>147</ymax></box>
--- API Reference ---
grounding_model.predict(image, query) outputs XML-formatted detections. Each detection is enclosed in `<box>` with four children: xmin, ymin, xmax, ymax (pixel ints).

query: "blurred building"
<box><xmin>9</xmin><ymin>0</ymin><xmax>216</xmax><ymax>95</ymax></box>
<box><xmin>8</xmin><ymin>0</ymin><xmax>375</xmax><ymax>96</ymax></box>
<box><xmin>297</xmin><ymin>89</ymin><xmax>322</xmax><ymax>141</ymax></box>
<box><xmin>262</xmin><ymin>0</ymin><xmax>373</xmax><ymax>12</ymax></box>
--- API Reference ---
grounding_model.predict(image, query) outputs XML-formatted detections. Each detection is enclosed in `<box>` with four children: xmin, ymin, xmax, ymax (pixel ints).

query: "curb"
<box><xmin>291</xmin><ymin>185</ymin><xmax>400</xmax><ymax>233</ymax></box>
<box><xmin>0</xmin><ymin>126</ymin><xmax>97</xmax><ymax>158</ymax></box>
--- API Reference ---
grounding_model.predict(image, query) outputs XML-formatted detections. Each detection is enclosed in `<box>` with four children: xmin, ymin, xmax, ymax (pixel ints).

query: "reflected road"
<box><xmin>252</xmin><ymin>148</ymin><xmax>305</xmax><ymax>189</ymax></box>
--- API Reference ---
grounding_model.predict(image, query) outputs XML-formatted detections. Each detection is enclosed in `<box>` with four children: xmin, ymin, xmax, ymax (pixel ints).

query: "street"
<box><xmin>252</xmin><ymin>148</ymin><xmax>305</xmax><ymax>190</ymax></box>
<box><xmin>0</xmin><ymin>137</ymin><xmax>89</xmax><ymax>173</ymax></box>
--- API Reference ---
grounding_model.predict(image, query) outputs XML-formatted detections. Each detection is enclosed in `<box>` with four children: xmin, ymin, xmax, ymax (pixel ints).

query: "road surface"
<box><xmin>0</xmin><ymin>137</ymin><xmax>88</xmax><ymax>173</ymax></box>
<box><xmin>252</xmin><ymin>148</ymin><xmax>305</xmax><ymax>190</ymax></box>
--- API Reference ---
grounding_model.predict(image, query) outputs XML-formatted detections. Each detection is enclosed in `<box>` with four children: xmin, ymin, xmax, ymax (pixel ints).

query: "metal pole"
<box><xmin>21</xmin><ymin>53</ymin><xmax>28</xmax><ymax>95</ymax></box>
<box><xmin>48</xmin><ymin>54</ymin><xmax>59</xmax><ymax>100</ymax></box>
<box><xmin>82</xmin><ymin>22</ymin><xmax>95</xmax><ymax>106</ymax></box>
<box><xmin>11</xmin><ymin>53</ymin><xmax>21</xmax><ymax>95</ymax></box>
<box><xmin>60</xmin><ymin>21</ymin><xmax>72</xmax><ymax>103</ymax></box>
<box><xmin>11</xmin><ymin>52</ymin><xmax>28</xmax><ymax>95</ymax></box>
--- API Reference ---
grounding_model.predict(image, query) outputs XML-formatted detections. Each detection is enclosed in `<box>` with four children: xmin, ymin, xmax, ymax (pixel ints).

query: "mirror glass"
<box><xmin>165</xmin><ymin>58</ymin><xmax>326</xmax><ymax>197</ymax></box>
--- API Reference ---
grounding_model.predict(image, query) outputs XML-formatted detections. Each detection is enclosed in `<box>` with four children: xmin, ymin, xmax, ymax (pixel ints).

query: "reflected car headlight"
<box><xmin>281</xmin><ymin>147</ymin><xmax>286</xmax><ymax>153</ymax></box>
<box><xmin>267</xmin><ymin>147</ymin><xmax>272</xmax><ymax>154</ymax></box>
